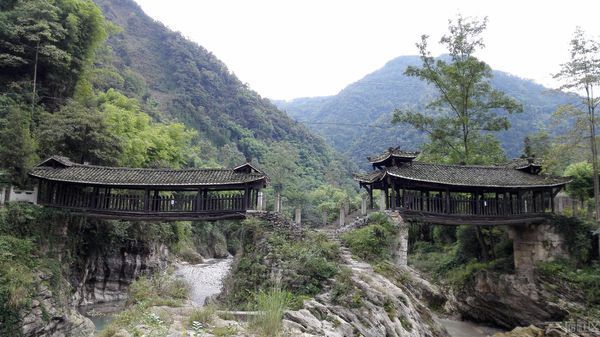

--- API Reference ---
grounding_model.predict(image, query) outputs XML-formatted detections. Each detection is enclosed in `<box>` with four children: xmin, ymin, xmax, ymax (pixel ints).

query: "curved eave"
<box><xmin>385</xmin><ymin>170</ymin><xmax>571</xmax><ymax>189</ymax></box>
<box><xmin>353</xmin><ymin>171</ymin><xmax>386</xmax><ymax>184</ymax></box>
<box><xmin>368</xmin><ymin>153</ymin><xmax>418</xmax><ymax>164</ymax></box>
<box><xmin>28</xmin><ymin>172</ymin><xmax>268</xmax><ymax>188</ymax></box>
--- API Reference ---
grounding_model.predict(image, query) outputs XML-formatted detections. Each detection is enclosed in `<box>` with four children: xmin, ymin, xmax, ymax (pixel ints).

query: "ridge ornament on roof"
<box><xmin>355</xmin><ymin>147</ymin><xmax>570</xmax><ymax>226</ymax></box>
<box><xmin>30</xmin><ymin>157</ymin><xmax>268</xmax><ymax>187</ymax></box>
<box><xmin>27</xmin><ymin>156</ymin><xmax>269</xmax><ymax>221</ymax></box>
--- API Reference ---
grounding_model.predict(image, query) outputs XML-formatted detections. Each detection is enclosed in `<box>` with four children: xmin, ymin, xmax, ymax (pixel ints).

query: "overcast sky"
<box><xmin>134</xmin><ymin>0</ymin><xmax>600</xmax><ymax>100</ymax></box>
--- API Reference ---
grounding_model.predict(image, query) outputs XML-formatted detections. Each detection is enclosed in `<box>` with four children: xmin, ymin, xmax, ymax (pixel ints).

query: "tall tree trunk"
<box><xmin>475</xmin><ymin>226</ymin><xmax>489</xmax><ymax>261</ymax></box>
<box><xmin>31</xmin><ymin>41</ymin><xmax>39</xmax><ymax>130</ymax></box>
<box><xmin>587</xmin><ymin>85</ymin><xmax>600</xmax><ymax>222</ymax></box>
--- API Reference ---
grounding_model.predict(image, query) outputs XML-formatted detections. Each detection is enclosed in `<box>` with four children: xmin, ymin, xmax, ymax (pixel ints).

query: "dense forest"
<box><xmin>0</xmin><ymin>0</ymin><xmax>359</xmax><ymax>221</ymax></box>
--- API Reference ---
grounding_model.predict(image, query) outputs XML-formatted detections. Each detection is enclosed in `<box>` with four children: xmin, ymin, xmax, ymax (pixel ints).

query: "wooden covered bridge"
<box><xmin>355</xmin><ymin>148</ymin><xmax>571</xmax><ymax>225</ymax></box>
<box><xmin>28</xmin><ymin>156</ymin><xmax>268</xmax><ymax>220</ymax></box>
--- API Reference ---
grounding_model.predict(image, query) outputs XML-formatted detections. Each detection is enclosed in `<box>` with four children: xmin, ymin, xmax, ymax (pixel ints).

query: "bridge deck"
<box><xmin>388</xmin><ymin>193</ymin><xmax>554</xmax><ymax>225</ymax></box>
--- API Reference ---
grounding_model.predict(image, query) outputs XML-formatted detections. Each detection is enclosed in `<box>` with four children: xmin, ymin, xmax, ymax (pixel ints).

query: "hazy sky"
<box><xmin>134</xmin><ymin>0</ymin><xmax>600</xmax><ymax>100</ymax></box>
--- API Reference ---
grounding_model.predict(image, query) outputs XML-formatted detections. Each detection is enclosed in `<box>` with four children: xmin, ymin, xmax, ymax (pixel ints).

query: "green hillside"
<box><xmin>100</xmin><ymin>0</ymin><xmax>358</xmax><ymax>203</ymax></box>
<box><xmin>275</xmin><ymin>55</ymin><xmax>575</xmax><ymax>167</ymax></box>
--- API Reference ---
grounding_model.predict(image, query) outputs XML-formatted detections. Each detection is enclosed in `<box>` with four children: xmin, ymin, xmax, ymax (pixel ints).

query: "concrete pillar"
<box><xmin>0</xmin><ymin>187</ymin><xmax>5</xmax><ymax>207</ymax></box>
<box><xmin>274</xmin><ymin>192</ymin><xmax>281</xmax><ymax>212</ymax></box>
<box><xmin>339</xmin><ymin>207</ymin><xmax>345</xmax><ymax>227</ymax></box>
<box><xmin>388</xmin><ymin>211</ymin><xmax>408</xmax><ymax>267</ymax></box>
<box><xmin>261</xmin><ymin>193</ymin><xmax>267</xmax><ymax>211</ymax></box>
<box><xmin>322</xmin><ymin>211</ymin><xmax>328</xmax><ymax>226</ymax></box>
<box><xmin>295</xmin><ymin>207</ymin><xmax>301</xmax><ymax>225</ymax></box>
<box><xmin>361</xmin><ymin>196</ymin><xmax>367</xmax><ymax>216</ymax></box>
<box><xmin>379</xmin><ymin>192</ymin><xmax>386</xmax><ymax>211</ymax></box>
<box><xmin>507</xmin><ymin>224</ymin><xmax>568</xmax><ymax>280</ymax></box>
<box><xmin>257</xmin><ymin>192</ymin><xmax>263</xmax><ymax>211</ymax></box>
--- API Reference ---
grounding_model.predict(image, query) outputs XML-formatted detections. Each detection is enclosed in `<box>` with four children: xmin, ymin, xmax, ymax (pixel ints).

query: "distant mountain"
<box><xmin>92</xmin><ymin>0</ymin><xmax>356</xmax><ymax>192</ymax></box>
<box><xmin>274</xmin><ymin>55</ymin><xmax>574</xmax><ymax>167</ymax></box>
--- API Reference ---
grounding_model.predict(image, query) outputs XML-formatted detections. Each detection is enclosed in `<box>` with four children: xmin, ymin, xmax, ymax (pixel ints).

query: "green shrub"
<box><xmin>252</xmin><ymin>288</ymin><xmax>291</xmax><ymax>337</ymax></box>
<box><xmin>0</xmin><ymin>235</ymin><xmax>39</xmax><ymax>336</ymax></box>
<box><xmin>538</xmin><ymin>261</ymin><xmax>600</xmax><ymax>305</ymax></box>
<box><xmin>330</xmin><ymin>267</ymin><xmax>362</xmax><ymax>308</ymax></box>
<box><xmin>551</xmin><ymin>215</ymin><xmax>595</xmax><ymax>264</ymax></box>
<box><xmin>188</xmin><ymin>305</ymin><xmax>216</xmax><ymax>326</ymax></box>
<box><xmin>177</xmin><ymin>246</ymin><xmax>203</xmax><ymax>264</ymax></box>
<box><xmin>128</xmin><ymin>272</ymin><xmax>188</xmax><ymax>307</ymax></box>
<box><xmin>223</xmin><ymin>218</ymin><xmax>340</xmax><ymax>308</ymax></box>
<box><xmin>341</xmin><ymin>214</ymin><xmax>396</xmax><ymax>262</ymax></box>
<box><xmin>373</xmin><ymin>261</ymin><xmax>413</xmax><ymax>286</ymax></box>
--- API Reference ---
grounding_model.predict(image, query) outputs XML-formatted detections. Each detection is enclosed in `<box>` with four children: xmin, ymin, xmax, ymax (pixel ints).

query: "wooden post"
<box><xmin>361</xmin><ymin>196</ymin><xmax>367</xmax><ymax>216</ymax></box>
<box><xmin>257</xmin><ymin>192</ymin><xmax>264</xmax><ymax>211</ymax></box>
<box><xmin>295</xmin><ymin>207</ymin><xmax>301</xmax><ymax>225</ymax></box>
<box><xmin>93</xmin><ymin>187</ymin><xmax>99</xmax><ymax>209</ymax></box>
<box><xmin>368</xmin><ymin>186</ymin><xmax>374</xmax><ymax>209</ymax></box>
<box><xmin>495</xmin><ymin>192</ymin><xmax>499</xmax><ymax>215</ymax></box>
<box><xmin>445</xmin><ymin>189</ymin><xmax>450</xmax><ymax>214</ymax></box>
<box><xmin>243</xmin><ymin>186</ymin><xmax>249</xmax><ymax>210</ymax></box>
<box><xmin>144</xmin><ymin>189</ymin><xmax>151</xmax><ymax>211</ymax></box>
<box><xmin>275</xmin><ymin>192</ymin><xmax>281</xmax><ymax>212</ymax></box>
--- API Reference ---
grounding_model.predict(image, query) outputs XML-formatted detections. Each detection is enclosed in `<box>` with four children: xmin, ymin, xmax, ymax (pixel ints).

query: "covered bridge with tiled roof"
<box><xmin>29</xmin><ymin>156</ymin><xmax>268</xmax><ymax>220</ymax></box>
<box><xmin>355</xmin><ymin>147</ymin><xmax>571</xmax><ymax>225</ymax></box>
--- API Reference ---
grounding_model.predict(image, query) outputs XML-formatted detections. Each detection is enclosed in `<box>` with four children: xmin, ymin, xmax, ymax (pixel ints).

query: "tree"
<box><xmin>553</xmin><ymin>27</ymin><xmax>600</xmax><ymax>221</ymax></box>
<box><xmin>564</xmin><ymin>162</ymin><xmax>594</xmax><ymax>215</ymax></box>
<box><xmin>0</xmin><ymin>0</ymin><xmax>108</xmax><ymax>109</ymax></box>
<box><xmin>37</xmin><ymin>99</ymin><xmax>121</xmax><ymax>165</ymax></box>
<box><xmin>0</xmin><ymin>97</ymin><xmax>38</xmax><ymax>186</ymax></box>
<box><xmin>392</xmin><ymin>15</ymin><xmax>522</xmax><ymax>164</ymax></box>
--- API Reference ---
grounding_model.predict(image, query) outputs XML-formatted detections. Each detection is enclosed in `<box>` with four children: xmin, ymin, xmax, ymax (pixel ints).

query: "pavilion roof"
<box><xmin>367</xmin><ymin>147</ymin><xmax>420</xmax><ymax>164</ymax></box>
<box><xmin>29</xmin><ymin>157</ymin><xmax>268</xmax><ymax>187</ymax></box>
<box><xmin>354</xmin><ymin>162</ymin><xmax>570</xmax><ymax>189</ymax></box>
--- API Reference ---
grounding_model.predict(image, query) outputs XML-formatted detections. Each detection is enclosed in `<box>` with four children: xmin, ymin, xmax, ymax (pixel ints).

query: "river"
<box><xmin>437</xmin><ymin>317</ymin><xmax>504</xmax><ymax>337</ymax></box>
<box><xmin>82</xmin><ymin>257</ymin><xmax>234</xmax><ymax>333</ymax></box>
<box><xmin>82</xmin><ymin>256</ymin><xmax>503</xmax><ymax>336</ymax></box>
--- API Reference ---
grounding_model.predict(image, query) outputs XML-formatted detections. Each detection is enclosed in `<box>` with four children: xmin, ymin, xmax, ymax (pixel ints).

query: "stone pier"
<box><xmin>339</xmin><ymin>207</ymin><xmax>345</xmax><ymax>227</ymax></box>
<box><xmin>294</xmin><ymin>208</ymin><xmax>302</xmax><ymax>226</ymax></box>
<box><xmin>387</xmin><ymin>211</ymin><xmax>409</xmax><ymax>267</ymax></box>
<box><xmin>507</xmin><ymin>224</ymin><xmax>568</xmax><ymax>279</ymax></box>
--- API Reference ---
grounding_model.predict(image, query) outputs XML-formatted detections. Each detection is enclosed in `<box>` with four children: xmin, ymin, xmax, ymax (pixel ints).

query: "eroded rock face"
<box><xmin>282</xmin><ymin>228</ymin><xmax>449</xmax><ymax>337</ymax></box>
<box><xmin>452</xmin><ymin>271</ymin><xmax>573</xmax><ymax>329</ymax></box>
<box><xmin>71</xmin><ymin>241</ymin><xmax>170</xmax><ymax>305</ymax></box>
<box><xmin>491</xmin><ymin>323</ymin><xmax>591</xmax><ymax>337</ymax></box>
<box><xmin>21</xmin><ymin>273</ymin><xmax>94</xmax><ymax>337</ymax></box>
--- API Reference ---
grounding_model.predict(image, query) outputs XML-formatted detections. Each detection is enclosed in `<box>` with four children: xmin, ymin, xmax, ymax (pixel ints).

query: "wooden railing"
<box><xmin>389</xmin><ymin>193</ymin><xmax>552</xmax><ymax>217</ymax></box>
<box><xmin>41</xmin><ymin>188</ymin><xmax>249</xmax><ymax>215</ymax></box>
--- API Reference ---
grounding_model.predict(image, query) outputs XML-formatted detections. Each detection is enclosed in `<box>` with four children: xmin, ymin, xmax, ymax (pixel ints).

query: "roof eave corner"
<box><xmin>35</xmin><ymin>155</ymin><xmax>75</xmax><ymax>168</ymax></box>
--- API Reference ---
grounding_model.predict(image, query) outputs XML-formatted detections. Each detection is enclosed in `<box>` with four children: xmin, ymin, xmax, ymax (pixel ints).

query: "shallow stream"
<box><xmin>437</xmin><ymin>317</ymin><xmax>505</xmax><ymax>337</ymax></box>
<box><xmin>82</xmin><ymin>257</ymin><xmax>233</xmax><ymax>333</ymax></box>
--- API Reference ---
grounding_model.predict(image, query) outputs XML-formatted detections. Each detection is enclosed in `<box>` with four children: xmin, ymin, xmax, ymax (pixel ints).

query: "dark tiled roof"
<box><xmin>385</xmin><ymin>163</ymin><xmax>569</xmax><ymax>188</ymax></box>
<box><xmin>37</xmin><ymin>156</ymin><xmax>75</xmax><ymax>167</ymax></box>
<box><xmin>354</xmin><ymin>162</ymin><xmax>570</xmax><ymax>188</ymax></box>
<box><xmin>354</xmin><ymin>170</ymin><xmax>385</xmax><ymax>183</ymax></box>
<box><xmin>498</xmin><ymin>158</ymin><xmax>542</xmax><ymax>170</ymax></box>
<box><xmin>368</xmin><ymin>147</ymin><xmax>419</xmax><ymax>164</ymax></box>
<box><xmin>29</xmin><ymin>161</ymin><xmax>268</xmax><ymax>187</ymax></box>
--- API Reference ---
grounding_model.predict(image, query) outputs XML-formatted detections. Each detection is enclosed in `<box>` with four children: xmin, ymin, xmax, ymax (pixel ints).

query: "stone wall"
<box><xmin>387</xmin><ymin>211</ymin><xmax>409</xmax><ymax>267</ymax></box>
<box><xmin>507</xmin><ymin>224</ymin><xmax>568</xmax><ymax>278</ymax></box>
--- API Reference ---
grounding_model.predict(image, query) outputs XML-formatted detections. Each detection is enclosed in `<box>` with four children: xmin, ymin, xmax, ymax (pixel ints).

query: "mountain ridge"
<box><xmin>274</xmin><ymin>55</ymin><xmax>575</xmax><ymax>166</ymax></box>
<box><xmin>91</xmin><ymin>0</ymin><xmax>358</xmax><ymax>212</ymax></box>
